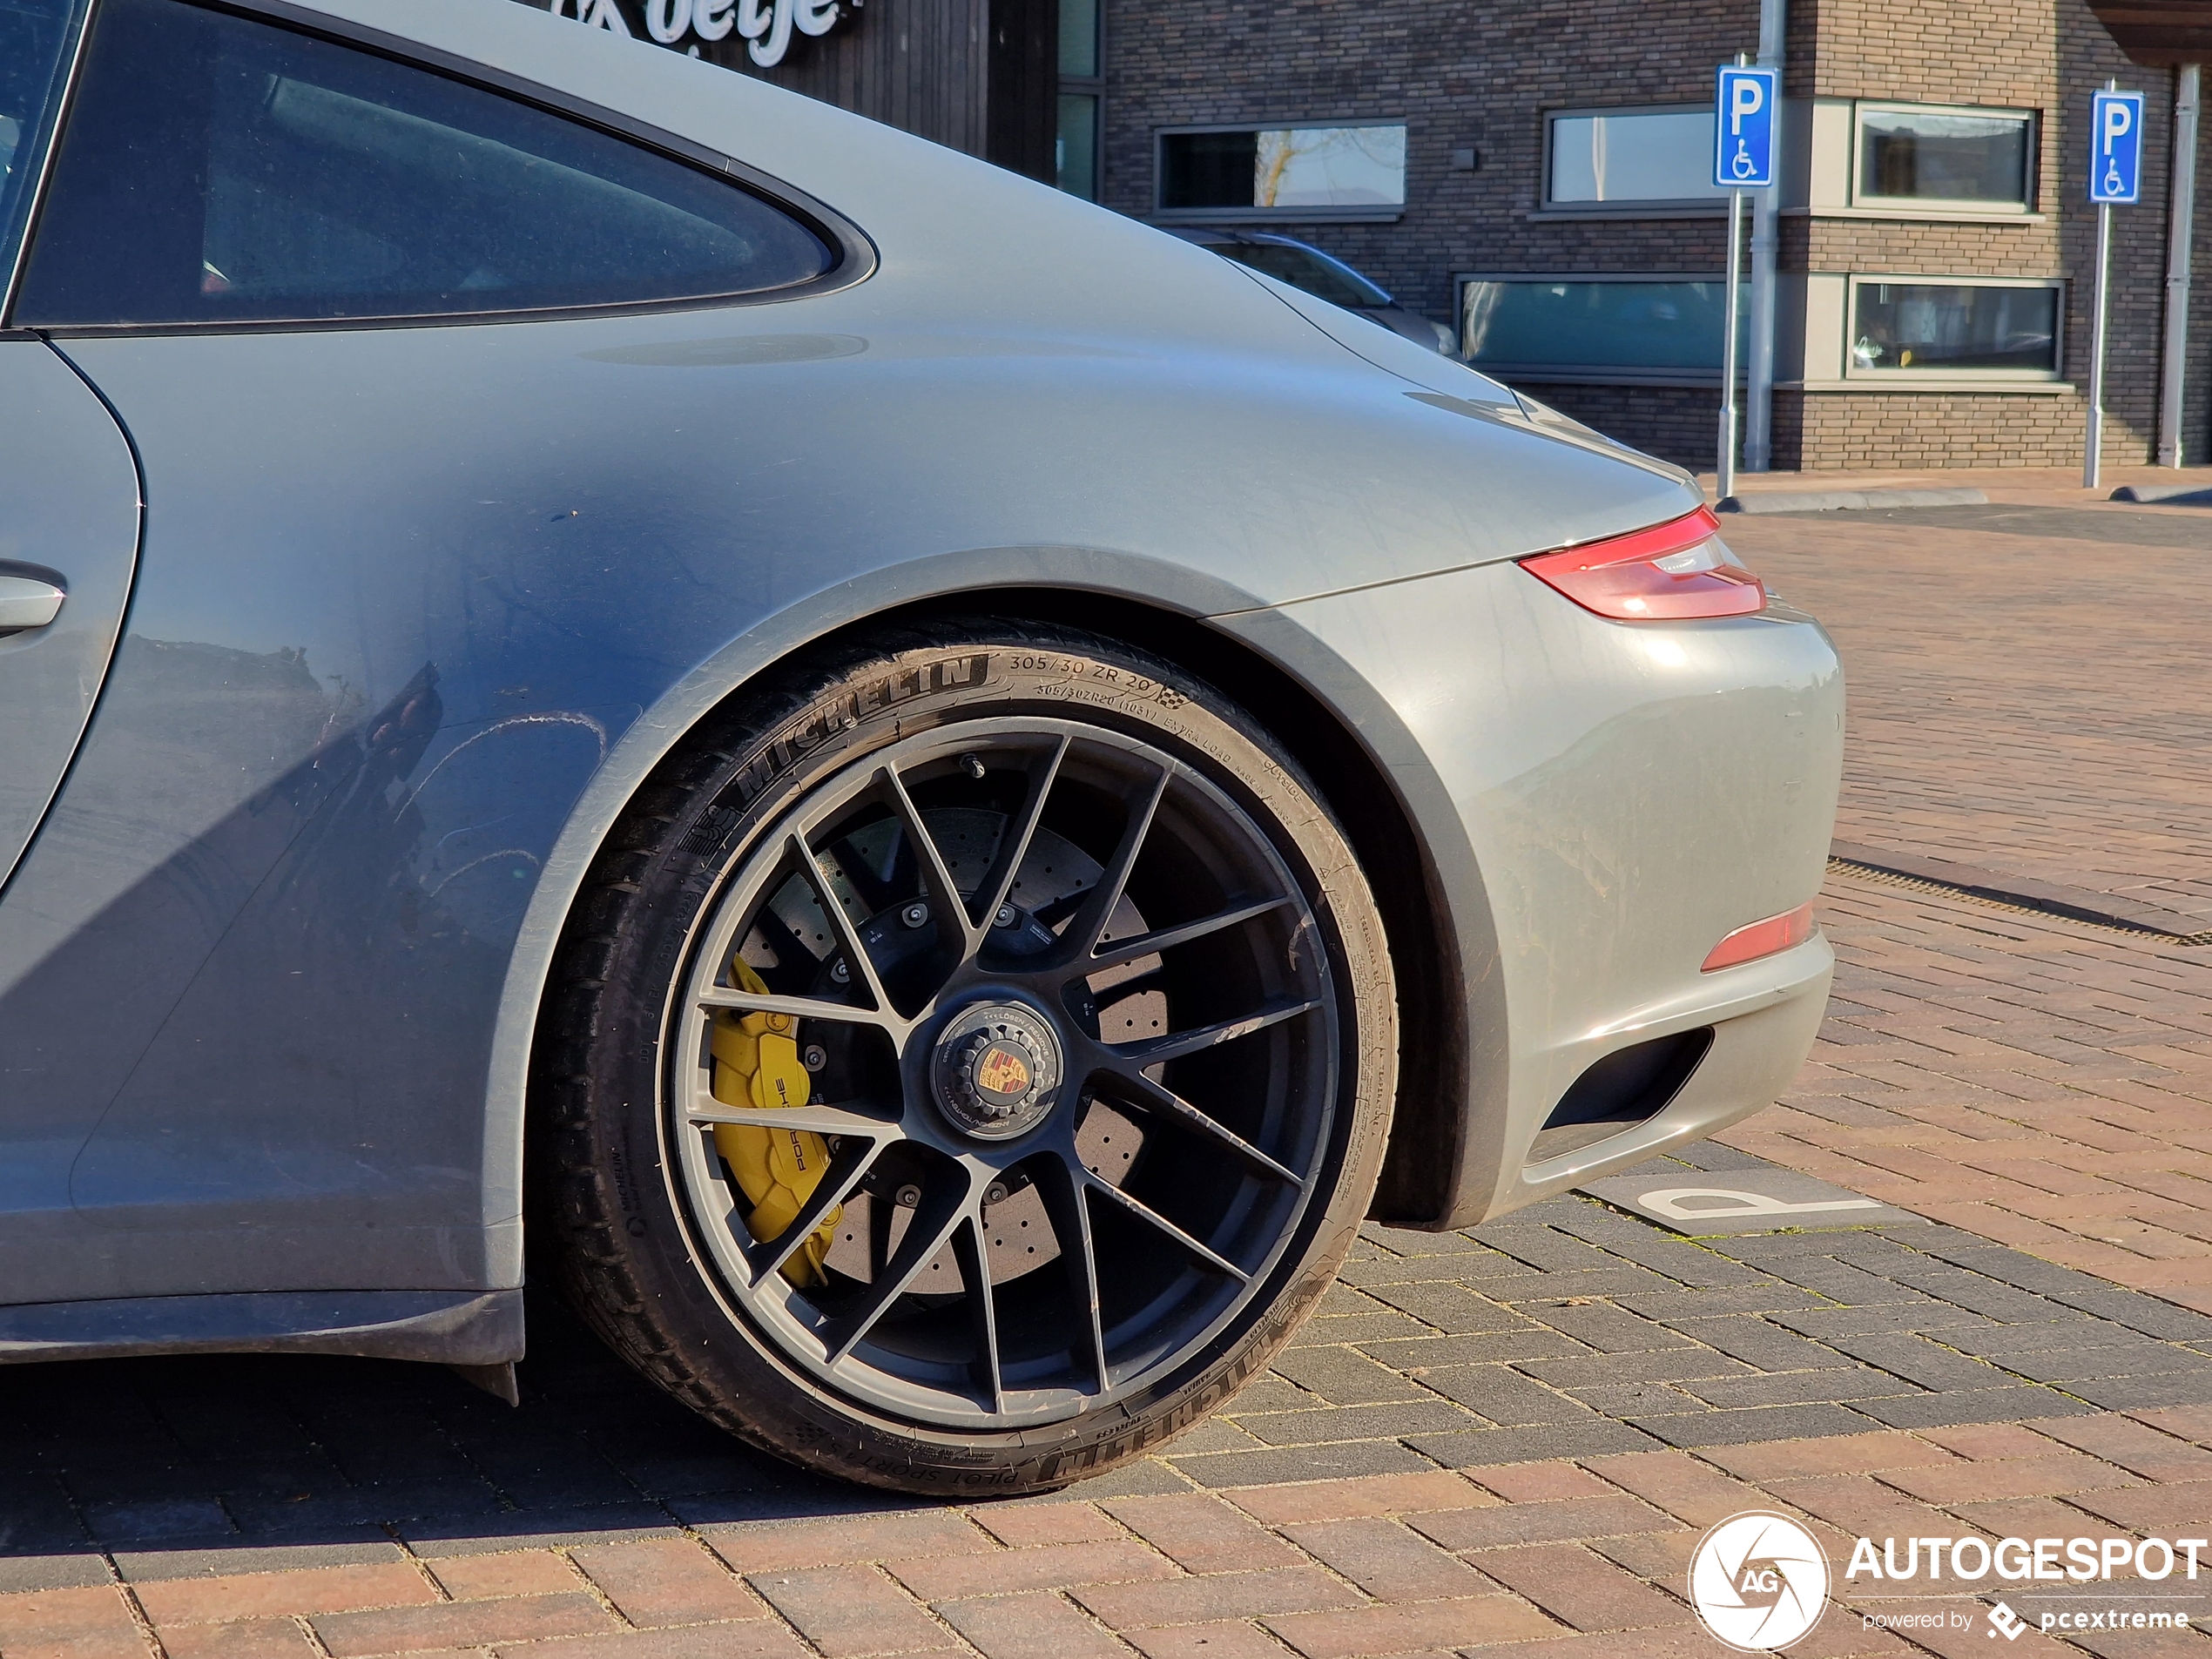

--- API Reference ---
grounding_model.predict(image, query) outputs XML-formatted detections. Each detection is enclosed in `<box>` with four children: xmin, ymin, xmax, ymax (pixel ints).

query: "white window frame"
<box><xmin>1539</xmin><ymin>104</ymin><xmax>1729</xmax><ymax>216</ymax></box>
<box><xmin>1151</xmin><ymin>120</ymin><xmax>1408</xmax><ymax>224</ymax></box>
<box><xmin>1454</xmin><ymin>270</ymin><xmax>1746</xmax><ymax>386</ymax></box>
<box><xmin>1842</xmin><ymin>273</ymin><xmax>2066</xmax><ymax>385</ymax></box>
<box><xmin>1850</xmin><ymin>101</ymin><xmax>2039</xmax><ymax>215</ymax></box>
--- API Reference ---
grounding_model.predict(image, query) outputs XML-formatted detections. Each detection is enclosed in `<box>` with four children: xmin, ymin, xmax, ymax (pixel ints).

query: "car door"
<box><xmin>0</xmin><ymin>345</ymin><xmax>138</xmax><ymax>900</ymax></box>
<box><xmin>0</xmin><ymin>0</ymin><xmax>867</xmax><ymax>1305</ymax></box>
<box><xmin>0</xmin><ymin>0</ymin><xmax>138</xmax><ymax>890</ymax></box>
<box><xmin>0</xmin><ymin>0</ymin><xmax>145</xmax><ymax>1258</ymax></box>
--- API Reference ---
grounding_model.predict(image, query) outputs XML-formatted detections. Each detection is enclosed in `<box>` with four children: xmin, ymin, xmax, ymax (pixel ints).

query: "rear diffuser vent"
<box><xmin>1524</xmin><ymin>1028</ymin><xmax>1714</xmax><ymax>1166</ymax></box>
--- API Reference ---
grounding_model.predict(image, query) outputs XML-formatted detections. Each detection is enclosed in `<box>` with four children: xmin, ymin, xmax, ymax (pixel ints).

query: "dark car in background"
<box><xmin>1163</xmin><ymin>226</ymin><xmax>1457</xmax><ymax>355</ymax></box>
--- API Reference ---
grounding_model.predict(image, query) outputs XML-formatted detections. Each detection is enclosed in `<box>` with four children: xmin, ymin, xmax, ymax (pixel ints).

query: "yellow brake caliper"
<box><xmin>710</xmin><ymin>958</ymin><xmax>842</xmax><ymax>1286</ymax></box>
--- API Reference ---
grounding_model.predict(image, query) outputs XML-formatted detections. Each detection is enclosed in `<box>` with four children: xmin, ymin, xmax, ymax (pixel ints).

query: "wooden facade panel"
<box><xmin>725</xmin><ymin>0</ymin><xmax>988</xmax><ymax>154</ymax></box>
<box><xmin>2087</xmin><ymin>2</ymin><xmax>2212</xmax><ymax>64</ymax></box>
<box><xmin>514</xmin><ymin>0</ymin><xmax>995</xmax><ymax>156</ymax></box>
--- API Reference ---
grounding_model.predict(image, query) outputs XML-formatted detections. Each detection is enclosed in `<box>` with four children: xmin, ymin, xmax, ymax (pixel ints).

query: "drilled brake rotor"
<box><xmin>738</xmin><ymin>808</ymin><xmax>1157</xmax><ymax>1292</ymax></box>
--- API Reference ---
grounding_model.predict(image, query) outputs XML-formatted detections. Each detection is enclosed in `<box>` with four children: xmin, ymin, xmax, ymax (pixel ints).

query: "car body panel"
<box><xmin>11</xmin><ymin>268</ymin><xmax>1685</xmax><ymax>1301</ymax></box>
<box><xmin>0</xmin><ymin>0</ymin><xmax>1839</xmax><ymax>1357</ymax></box>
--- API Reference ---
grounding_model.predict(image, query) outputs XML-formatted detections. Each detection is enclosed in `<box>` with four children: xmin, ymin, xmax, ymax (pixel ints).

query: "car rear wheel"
<box><xmin>539</xmin><ymin>621</ymin><xmax>1396</xmax><ymax>1494</ymax></box>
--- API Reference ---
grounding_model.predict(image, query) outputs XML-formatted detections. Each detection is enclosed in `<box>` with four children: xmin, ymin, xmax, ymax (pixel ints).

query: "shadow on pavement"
<box><xmin>0</xmin><ymin>1288</ymin><xmax>929</xmax><ymax>1591</ymax></box>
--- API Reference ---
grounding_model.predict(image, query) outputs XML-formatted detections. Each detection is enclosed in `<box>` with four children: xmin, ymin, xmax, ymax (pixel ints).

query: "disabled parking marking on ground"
<box><xmin>1578</xmin><ymin>1167</ymin><xmax>1928</xmax><ymax>1236</ymax></box>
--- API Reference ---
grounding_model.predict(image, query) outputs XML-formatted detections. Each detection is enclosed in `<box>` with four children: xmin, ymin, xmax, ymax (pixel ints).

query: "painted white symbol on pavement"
<box><xmin>1690</xmin><ymin>1511</ymin><xmax>1831</xmax><ymax>1651</ymax></box>
<box><xmin>1637</xmin><ymin>1187</ymin><xmax>1882</xmax><ymax>1223</ymax></box>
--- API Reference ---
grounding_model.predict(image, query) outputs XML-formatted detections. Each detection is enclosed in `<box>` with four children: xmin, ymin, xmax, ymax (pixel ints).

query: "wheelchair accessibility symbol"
<box><xmin>1712</xmin><ymin>64</ymin><xmax>1779</xmax><ymax>192</ymax></box>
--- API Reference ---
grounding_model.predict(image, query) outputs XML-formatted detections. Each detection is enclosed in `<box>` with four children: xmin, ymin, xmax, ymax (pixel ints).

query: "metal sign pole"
<box><xmin>1710</xmin><ymin>55</ymin><xmax>1774</xmax><ymax>505</ymax></box>
<box><xmin>1743</xmin><ymin>0</ymin><xmax>1788</xmax><ymax>474</ymax></box>
<box><xmin>2086</xmin><ymin>197</ymin><xmax>2113</xmax><ymax>489</ymax></box>
<box><xmin>2159</xmin><ymin>64</ymin><xmax>2200</xmax><ymax>469</ymax></box>
<box><xmin>1718</xmin><ymin>187</ymin><xmax>1744</xmax><ymax>502</ymax></box>
<box><xmin>2084</xmin><ymin>77</ymin><xmax>2141</xmax><ymax>491</ymax></box>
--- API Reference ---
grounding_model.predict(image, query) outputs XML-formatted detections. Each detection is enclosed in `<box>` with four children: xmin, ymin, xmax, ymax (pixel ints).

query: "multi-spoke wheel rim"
<box><xmin>664</xmin><ymin>719</ymin><xmax>1340</xmax><ymax>1430</ymax></box>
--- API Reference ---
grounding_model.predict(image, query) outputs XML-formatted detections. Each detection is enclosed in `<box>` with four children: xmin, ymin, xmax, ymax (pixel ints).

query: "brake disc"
<box><xmin>735</xmin><ymin>807</ymin><xmax>1157</xmax><ymax>1291</ymax></box>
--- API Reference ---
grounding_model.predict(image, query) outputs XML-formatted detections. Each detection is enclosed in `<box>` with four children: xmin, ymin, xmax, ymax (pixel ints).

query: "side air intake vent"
<box><xmin>1524</xmin><ymin>1028</ymin><xmax>1714</xmax><ymax>1166</ymax></box>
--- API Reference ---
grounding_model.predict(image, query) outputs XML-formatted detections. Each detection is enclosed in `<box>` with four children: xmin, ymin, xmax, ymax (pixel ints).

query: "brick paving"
<box><xmin>11</xmin><ymin>1183</ymin><xmax>2212</xmax><ymax>1656</ymax></box>
<box><xmin>1722</xmin><ymin>871</ymin><xmax>2212</xmax><ymax>1316</ymax></box>
<box><xmin>7</xmin><ymin>500</ymin><xmax>2212</xmax><ymax>1656</ymax></box>
<box><xmin>1720</xmin><ymin>503</ymin><xmax>2212</xmax><ymax>927</ymax></box>
<box><xmin>1711</xmin><ymin>502</ymin><xmax>2212</xmax><ymax>1314</ymax></box>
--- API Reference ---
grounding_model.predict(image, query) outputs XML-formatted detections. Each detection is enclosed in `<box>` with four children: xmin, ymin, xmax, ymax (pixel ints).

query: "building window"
<box><xmin>1544</xmin><ymin>107</ymin><xmax>1730</xmax><ymax>211</ymax></box>
<box><xmin>1457</xmin><ymin>275</ymin><xmax>1747</xmax><ymax>383</ymax></box>
<box><xmin>1852</xmin><ymin>105</ymin><xmax>2035</xmax><ymax>212</ymax></box>
<box><xmin>1156</xmin><ymin>124</ymin><xmax>1406</xmax><ymax>219</ymax></box>
<box><xmin>1847</xmin><ymin>278</ymin><xmax>2061</xmax><ymax>378</ymax></box>
<box><xmin>1055</xmin><ymin>0</ymin><xmax>1100</xmax><ymax>200</ymax></box>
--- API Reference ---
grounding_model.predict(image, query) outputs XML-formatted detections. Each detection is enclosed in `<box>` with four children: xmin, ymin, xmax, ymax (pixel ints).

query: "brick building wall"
<box><xmin>1791</xmin><ymin>0</ymin><xmax>2163</xmax><ymax>469</ymax></box>
<box><xmin>1099</xmin><ymin>0</ymin><xmax>2203</xmax><ymax>471</ymax></box>
<box><xmin>1782</xmin><ymin>389</ymin><xmax>2090</xmax><ymax>468</ymax></box>
<box><xmin>1530</xmin><ymin>384</ymin><xmax>1730</xmax><ymax>469</ymax></box>
<box><xmin>1099</xmin><ymin>0</ymin><xmax>1753</xmax><ymax>320</ymax></box>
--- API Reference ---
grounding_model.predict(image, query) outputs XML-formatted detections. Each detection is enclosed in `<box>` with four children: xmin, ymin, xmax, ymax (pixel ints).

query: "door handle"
<box><xmin>0</xmin><ymin>575</ymin><xmax>64</xmax><ymax>633</ymax></box>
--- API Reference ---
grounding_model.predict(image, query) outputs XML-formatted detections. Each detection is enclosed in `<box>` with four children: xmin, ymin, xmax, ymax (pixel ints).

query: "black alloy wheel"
<box><xmin>541</xmin><ymin>623</ymin><xmax>1397</xmax><ymax>1494</ymax></box>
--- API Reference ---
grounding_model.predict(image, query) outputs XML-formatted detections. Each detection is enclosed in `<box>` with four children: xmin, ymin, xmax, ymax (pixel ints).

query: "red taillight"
<box><xmin>1519</xmin><ymin>507</ymin><xmax>1766</xmax><ymax>621</ymax></box>
<box><xmin>1702</xmin><ymin>902</ymin><xmax>1817</xmax><ymax>972</ymax></box>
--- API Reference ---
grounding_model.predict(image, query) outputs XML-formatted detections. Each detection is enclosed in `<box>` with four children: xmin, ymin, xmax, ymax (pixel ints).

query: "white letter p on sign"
<box><xmin>2103</xmin><ymin>99</ymin><xmax>2133</xmax><ymax>152</ymax></box>
<box><xmin>1731</xmin><ymin>78</ymin><xmax>1765</xmax><ymax>132</ymax></box>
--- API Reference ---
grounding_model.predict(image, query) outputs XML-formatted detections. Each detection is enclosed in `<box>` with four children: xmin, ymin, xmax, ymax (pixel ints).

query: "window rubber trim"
<box><xmin>0</xmin><ymin>0</ymin><xmax>100</xmax><ymax>325</ymax></box>
<box><xmin>3</xmin><ymin>0</ymin><xmax>880</xmax><ymax>336</ymax></box>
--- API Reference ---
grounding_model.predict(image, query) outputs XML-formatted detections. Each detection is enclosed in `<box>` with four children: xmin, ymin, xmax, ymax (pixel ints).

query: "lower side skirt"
<box><xmin>0</xmin><ymin>1288</ymin><xmax>523</xmax><ymax>1366</ymax></box>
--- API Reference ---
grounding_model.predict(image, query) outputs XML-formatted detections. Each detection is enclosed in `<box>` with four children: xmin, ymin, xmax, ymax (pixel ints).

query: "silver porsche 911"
<box><xmin>0</xmin><ymin>0</ymin><xmax>1841</xmax><ymax>1493</ymax></box>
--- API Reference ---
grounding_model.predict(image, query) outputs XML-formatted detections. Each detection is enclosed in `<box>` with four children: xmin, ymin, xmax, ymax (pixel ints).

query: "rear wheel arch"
<box><xmin>514</xmin><ymin>583</ymin><xmax>1482</xmax><ymax>1319</ymax></box>
<box><xmin>529</xmin><ymin>613</ymin><xmax>1404</xmax><ymax>1491</ymax></box>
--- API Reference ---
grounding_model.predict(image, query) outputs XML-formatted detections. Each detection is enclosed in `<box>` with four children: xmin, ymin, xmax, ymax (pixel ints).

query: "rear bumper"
<box><xmin>1514</xmin><ymin>939</ymin><xmax>1833</xmax><ymax>1203</ymax></box>
<box><xmin>1235</xmin><ymin>558</ymin><xmax>1844</xmax><ymax>1228</ymax></box>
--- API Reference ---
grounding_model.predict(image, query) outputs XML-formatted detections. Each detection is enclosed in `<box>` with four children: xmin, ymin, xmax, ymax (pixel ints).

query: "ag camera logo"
<box><xmin>1690</xmin><ymin>1511</ymin><xmax>1831</xmax><ymax>1651</ymax></box>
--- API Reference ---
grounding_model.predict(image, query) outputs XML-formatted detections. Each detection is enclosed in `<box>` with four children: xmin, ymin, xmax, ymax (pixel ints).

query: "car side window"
<box><xmin>13</xmin><ymin>0</ymin><xmax>833</xmax><ymax>327</ymax></box>
<box><xmin>0</xmin><ymin>0</ymin><xmax>87</xmax><ymax>279</ymax></box>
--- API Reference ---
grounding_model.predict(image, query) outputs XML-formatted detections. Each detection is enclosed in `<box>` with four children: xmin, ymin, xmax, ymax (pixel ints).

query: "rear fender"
<box><xmin>488</xmin><ymin>546</ymin><xmax>1501</xmax><ymax>1276</ymax></box>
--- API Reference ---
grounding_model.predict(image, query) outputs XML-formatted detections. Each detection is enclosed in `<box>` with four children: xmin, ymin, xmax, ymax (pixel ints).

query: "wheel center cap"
<box><xmin>931</xmin><ymin>1002</ymin><xmax>1063</xmax><ymax>1140</ymax></box>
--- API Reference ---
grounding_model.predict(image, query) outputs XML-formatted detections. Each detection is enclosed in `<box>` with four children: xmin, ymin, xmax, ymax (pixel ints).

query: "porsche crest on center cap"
<box><xmin>973</xmin><ymin>1043</ymin><xmax>1033</xmax><ymax>1103</ymax></box>
<box><xmin>930</xmin><ymin>1005</ymin><xmax>1062</xmax><ymax>1139</ymax></box>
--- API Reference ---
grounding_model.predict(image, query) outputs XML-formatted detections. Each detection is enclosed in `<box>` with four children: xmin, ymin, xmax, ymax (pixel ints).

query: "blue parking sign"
<box><xmin>2090</xmin><ymin>90</ymin><xmax>2144</xmax><ymax>204</ymax></box>
<box><xmin>1713</xmin><ymin>64</ymin><xmax>1780</xmax><ymax>190</ymax></box>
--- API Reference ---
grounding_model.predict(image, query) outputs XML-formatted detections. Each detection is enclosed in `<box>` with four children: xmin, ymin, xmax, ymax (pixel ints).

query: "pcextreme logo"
<box><xmin>1689</xmin><ymin>1512</ymin><xmax>1831</xmax><ymax>1651</ymax></box>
